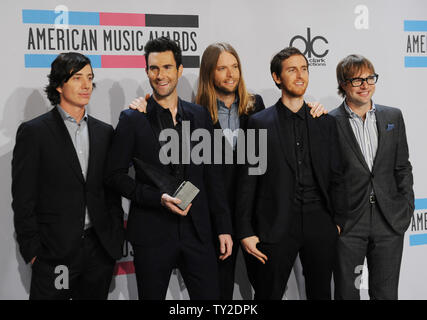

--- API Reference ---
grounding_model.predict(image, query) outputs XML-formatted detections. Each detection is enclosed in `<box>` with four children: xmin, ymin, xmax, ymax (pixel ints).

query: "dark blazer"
<box><xmin>12</xmin><ymin>107</ymin><xmax>124</xmax><ymax>264</ymax></box>
<box><xmin>105</xmin><ymin>97</ymin><xmax>232</xmax><ymax>246</ymax></box>
<box><xmin>329</xmin><ymin>103</ymin><xmax>414</xmax><ymax>235</ymax></box>
<box><xmin>236</xmin><ymin>101</ymin><xmax>348</xmax><ymax>243</ymax></box>
<box><xmin>213</xmin><ymin>94</ymin><xmax>265</xmax><ymax>228</ymax></box>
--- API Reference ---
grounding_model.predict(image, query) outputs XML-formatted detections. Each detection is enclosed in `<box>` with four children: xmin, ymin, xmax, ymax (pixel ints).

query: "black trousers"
<box><xmin>132</xmin><ymin>217</ymin><xmax>220</xmax><ymax>300</ymax></box>
<box><xmin>216</xmin><ymin>239</ymin><xmax>257</xmax><ymax>300</ymax></box>
<box><xmin>252</xmin><ymin>201</ymin><xmax>338</xmax><ymax>300</ymax></box>
<box><xmin>29</xmin><ymin>228</ymin><xmax>116</xmax><ymax>300</ymax></box>
<box><xmin>334</xmin><ymin>202</ymin><xmax>404</xmax><ymax>300</ymax></box>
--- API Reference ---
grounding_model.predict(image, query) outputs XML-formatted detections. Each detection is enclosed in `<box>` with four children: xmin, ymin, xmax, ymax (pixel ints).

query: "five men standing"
<box><xmin>11</xmin><ymin>43</ymin><xmax>414</xmax><ymax>300</ymax></box>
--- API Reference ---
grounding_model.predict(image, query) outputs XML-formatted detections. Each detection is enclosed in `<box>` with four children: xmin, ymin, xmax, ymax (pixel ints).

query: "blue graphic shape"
<box><xmin>404</xmin><ymin>20</ymin><xmax>427</xmax><ymax>32</ymax></box>
<box><xmin>22</xmin><ymin>9</ymin><xmax>100</xmax><ymax>26</ymax></box>
<box><xmin>405</xmin><ymin>57</ymin><xmax>427</xmax><ymax>68</ymax></box>
<box><xmin>410</xmin><ymin>234</ymin><xmax>427</xmax><ymax>246</ymax></box>
<box><xmin>25</xmin><ymin>54</ymin><xmax>102</xmax><ymax>68</ymax></box>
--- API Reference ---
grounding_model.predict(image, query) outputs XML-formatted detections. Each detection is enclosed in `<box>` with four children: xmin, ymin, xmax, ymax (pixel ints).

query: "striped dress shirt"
<box><xmin>344</xmin><ymin>101</ymin><xmax>378</xmax><ymax>172</ymax></box>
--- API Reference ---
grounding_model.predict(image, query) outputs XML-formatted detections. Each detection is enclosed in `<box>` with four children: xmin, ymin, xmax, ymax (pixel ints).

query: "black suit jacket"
<box><xmin>213</xmin><ymin>94</ymin><xmax>265</xmax><ymax>229</ymax></box>
<box><xmin>12</xmin><ymin>107</ymin><xmax>124</xmax><ymax>264</ymax></box>
<box><xmin>330</xmin><ymin>103</ymin><xmax>414</xmax><ymax>235</ymax></box>
<box><xmin>105</xmin><ymin>97</ymin><xmax>232</xmax><ymax>246</ymax></box>
<box><xmin>236</xmin><ymin>101</ymin><xmax>348</xmax><ymax>243</ymax></box>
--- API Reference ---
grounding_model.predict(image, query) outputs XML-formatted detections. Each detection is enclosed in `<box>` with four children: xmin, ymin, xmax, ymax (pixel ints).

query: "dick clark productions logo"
<box><xmin>290</xmin><ymin>27</ymin><xmax>328</xmax><ymax>66</ymax></box>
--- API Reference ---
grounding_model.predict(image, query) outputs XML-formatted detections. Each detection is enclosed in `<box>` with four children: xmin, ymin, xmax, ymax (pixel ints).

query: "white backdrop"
<box><xmin>1</xmin><ymin>0</ymin><xmax>427</xmax><ymax>300</ymax></box>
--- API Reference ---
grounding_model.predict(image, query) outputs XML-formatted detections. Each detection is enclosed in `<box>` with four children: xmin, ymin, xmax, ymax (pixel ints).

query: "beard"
<box><xmin>214</xmin><ymin>82</ymin><xmax>239</xmax><ymax>97</ymax></box>
<box><xmin>281</xmin><ymin>82</ymin><xmax>307</xmax><ymax>98</ymax></box>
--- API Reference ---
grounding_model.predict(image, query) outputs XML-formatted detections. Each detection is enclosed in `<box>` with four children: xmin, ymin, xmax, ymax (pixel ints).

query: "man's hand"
<box><xmin>128</xmin><ymin>93</ymin><xmax>150</xmax><ymax>113</ymax></box>
<box><xmin>161</xmin><ymin>193</ymin><xmax>192</xmax><ymax>216</ymax></box>
<box><xmin>307</xmin><ymin>101</ymin><xmax>328</xmax><ymax>118</ymax></box>
<box><xmin>30</xmin><ymin>256</ymin><xmax>36</xmax><ymax>265</ymax></box>
<box><xmin>241</xmin><ymin>235</ymin><xmax>268</xmax><ymax>264</ymax></box>
<box><xmin>218</xmin><ymin>234</ymin><xmax>233</xmax><ymax>261</ymax></box>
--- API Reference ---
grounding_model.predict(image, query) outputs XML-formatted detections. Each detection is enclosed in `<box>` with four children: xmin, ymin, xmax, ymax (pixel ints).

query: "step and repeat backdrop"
<box><xmin>1</xmin><ymin>0</ymin><xmax>427</xmax><ymax>300</ymax></box>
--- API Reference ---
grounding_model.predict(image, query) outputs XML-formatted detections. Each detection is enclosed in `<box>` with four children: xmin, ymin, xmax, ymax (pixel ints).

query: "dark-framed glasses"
<box><xmin>346</xmin><ymin>74</ymin><xmax>379</xmax><ymax>87</ymax></box>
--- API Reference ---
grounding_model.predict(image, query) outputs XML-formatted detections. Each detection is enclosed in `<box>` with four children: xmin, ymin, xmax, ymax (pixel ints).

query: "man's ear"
<box><xmin>56</xmin><ymin>86</ymin><xmax>62</xmax><ymax>94</ymax></box>
<box><xmin>178</xmin><ymin>64</ymin><xmax>183</xmax><ymax>78</ymax></box>
<box><xmin>272</xmin><ymin>72</ymin><xmax>281</xmax><ymax>86</ymax></box>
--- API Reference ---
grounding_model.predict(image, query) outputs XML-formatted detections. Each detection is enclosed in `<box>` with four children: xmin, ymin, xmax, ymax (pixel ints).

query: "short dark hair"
<box><xmin>144</xmin><ymin>36</ymin><xmax>182</xmax><ymax>68</ymax></box>
<box><xmin>336</xmin><ymin>54</ymin><xmax>375</xmax><ymax>97</ymax></box>
<box><xmin>44</xmin><ymin>52</ymin><xmax>95</xmax><ymax>106</ymax></box>
<box><xmin>270</xmin><ymin>47</ymin><xmax>309</xmax><ymax>89</ymax></box>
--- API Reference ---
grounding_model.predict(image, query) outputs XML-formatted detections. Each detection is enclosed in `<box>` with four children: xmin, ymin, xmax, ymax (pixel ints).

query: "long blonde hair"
<box><xmin>196</xmin><ymin>43</ymin><xmax>255</xmax><ymax>124</ymax></box>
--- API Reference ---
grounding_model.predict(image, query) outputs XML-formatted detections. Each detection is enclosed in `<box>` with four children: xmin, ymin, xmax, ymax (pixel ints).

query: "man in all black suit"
<box><xmin>105</xmin><ymin>37</ymin><xmax>233</xmax><ymax>300</ymax></box>
<box><xmin>236</xmin><ymin>47</ymin><xmax>347</xmax><ymax>300</ymax></box>
<box><xmin>12</xmin><ymin>52</ymin><xmax>124</xmax><ymax>300</ymax></box>
<box><xmin>330</xmin><ymin>54</ymin><xmax>414</xmax><ymax>300</ymax></box>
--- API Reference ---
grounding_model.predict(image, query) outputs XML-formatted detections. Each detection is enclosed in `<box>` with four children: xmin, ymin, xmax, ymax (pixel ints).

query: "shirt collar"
<box><xmin>216</xmin><ymin>96</ymin><xmax>239</xmax><ymax>110</ymax></box>
<box><xmin>154</xmin><ymin>97</ymin><xmax>184</xmax><ymax>121</ymax></box>
<box><xmin>57</xmin><ymin>105</ymin><xmax>88</xmax><ymax>123</ymax></box>
<box><xmin>278</xmin><ymin>99</ymin><xmax>306</xmax><ymax>119</ymax></box>
<box><xmin>344</xmin><ymin>100</ymin><xmax>376</xmax><ymax>118</ymax></box>
<box><xmin>176</xmin><ymin>99</ymin><xmax>184</xmax><ymax>122</ymax></box>
<box><xmin>295</xmin><ymin>104</ymin><xmax>306</xmax><ymax>119</ymax></box>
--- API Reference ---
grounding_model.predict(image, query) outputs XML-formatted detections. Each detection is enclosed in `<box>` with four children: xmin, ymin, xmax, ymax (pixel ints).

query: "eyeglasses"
<box><xmin>345</xmin><ymin>74</ymin><xmax>379</xmax><ymax>87</ymax></box>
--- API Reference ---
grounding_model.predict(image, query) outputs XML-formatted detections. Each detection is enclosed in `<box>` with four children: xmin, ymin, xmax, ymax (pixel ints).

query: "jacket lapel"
<box><xmin>146</xmin><ymin>98</ymin><xmax>163</xmax><ymax>152</ymax></box>
<box><xmin>44</xmin><ymin>107</ymin><xmax>85</xmax><ymax>183</ymax></box>
<box><xmin>272</xmin><ymin>104</ymin><xmax>296</xmax><ymax>173</ymax></box>
<box><xmin>86</xmin><ymin>116</ymin><xmax>99</xmax><ymax>183</ymax></box>
<box><xmin>335</xmin><ymin>103</ymin><xmax>370</xmax><ymax>172</ymax></box>
<box><xmin>180</xmin><ymin>98</ymin><xmax>195</xmax><ymax>133</ymax></box>
<box><xmin>239</xmin><ymin>113</ymin><xmax>249</xmax><ymax>130</ymax></box>
<box><xmin>372</xmin><ymin>105</ymin><xmax>386</xmax><ymax>172</ymax></box>
<box><xmin>179</xmin><ymin>100</ymin><xmax>196</xmax><ymax>179</ymax></box>
<box><xmin>305</xmin><ymin>105</ymin><xmax>326</xmax><ymax>188</ymax></box>
<box><xmin>213</xmin><ymin>121</ymin><xmax>221</xmax><ymax>130</ymax></box>
<box><xmin>180</xmin><ymin>99</ymin><xmax>196</xmax><ymax>161</ymax></box>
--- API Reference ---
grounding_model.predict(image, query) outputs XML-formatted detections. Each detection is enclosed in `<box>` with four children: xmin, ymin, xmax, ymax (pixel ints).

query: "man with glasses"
<box><xmin>330</xmin><ymin>54</ymin><xmax>414</xmax><ymax>300</ymax></box>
